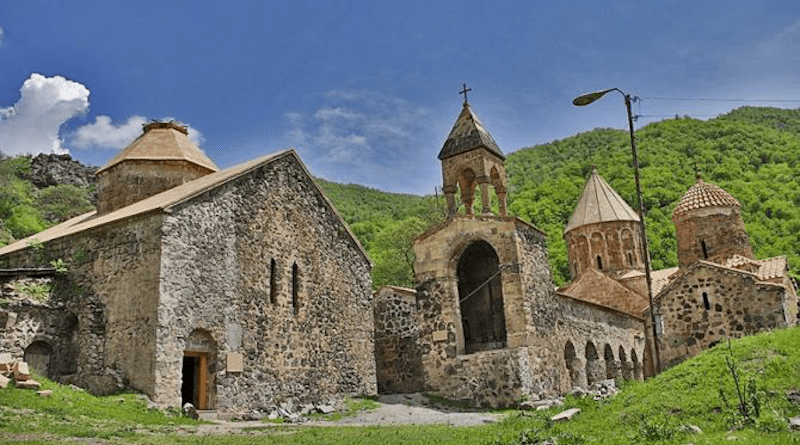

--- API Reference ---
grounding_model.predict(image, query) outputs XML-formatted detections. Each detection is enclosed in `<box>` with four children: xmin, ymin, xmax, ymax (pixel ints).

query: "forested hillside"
<box><xmin>1</xmin><ymin>107</ymin><xmax>798</xmax><ymax>289</ymax></box>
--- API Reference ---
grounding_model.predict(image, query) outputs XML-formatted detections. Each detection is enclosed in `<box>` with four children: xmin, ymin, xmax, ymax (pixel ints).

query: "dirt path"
<box><xmin>187</xmin><ymin>393</ymin><xmax>504</xmax><ymax>435</ymax></box>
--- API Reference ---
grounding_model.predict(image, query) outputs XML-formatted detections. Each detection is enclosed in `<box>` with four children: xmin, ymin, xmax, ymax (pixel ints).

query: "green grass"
<box><xmin>3</xmin><ymin>327</ymin><xmax>800</xmax><ymax>444</ymax></box>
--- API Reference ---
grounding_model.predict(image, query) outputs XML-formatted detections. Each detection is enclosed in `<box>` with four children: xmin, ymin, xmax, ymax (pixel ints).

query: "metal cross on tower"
<box><xmin>460</xmin><ymin>83</ymin><xmax>472</xmax><ymax>105</ymax></box>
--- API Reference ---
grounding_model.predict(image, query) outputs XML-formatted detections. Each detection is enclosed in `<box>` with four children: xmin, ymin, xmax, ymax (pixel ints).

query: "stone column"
<box><xmin>443</xmin><ymin>185</ymin><xmax>458</xmax><ymax>216</ymax></box>
<box><xmin>461</xmin><ymin>185</ymin><xmax>475</xmax><ymax>216</ymax></box>
<box><xmin>478</xmin><ymin>177</ymin><xmax>491</xmax><ymax>215</ymax></box>
<box><xmin>621</xmin><ymin>360</ymin><xmax>634</xmax><ymax>380</ymax></box>
<box><xmin>496</xmin><ymin>185</ymin><xmax>508</xmax><ymax>217</ymax></box>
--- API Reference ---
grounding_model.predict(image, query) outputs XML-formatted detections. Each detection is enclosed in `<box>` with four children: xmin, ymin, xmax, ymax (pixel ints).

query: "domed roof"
<box><xmin>672</xmin><ymin>176</ymin><xmax>740</xmax><ymax>220</ymax></box>
<box><xmin>565</xmin><ymin>168</ymin><xmax>640</xmax><ymax>233</ymax></box>
<box><xmin>96</xmin><ymin>121</ymin><xmax>218</xmax><ymax>174</ymax></box>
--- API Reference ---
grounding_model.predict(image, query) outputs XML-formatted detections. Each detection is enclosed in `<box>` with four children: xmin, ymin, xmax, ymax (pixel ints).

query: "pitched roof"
<box><xmin>651</xmin><ymin>266</ymin><xmax>680</xmax><ymax>295</ymax></box>
<box><xmin>672</xmin><ymin>176</ymin><xmax>740</xmax><ymax>220</ymax></box>
<box><xmin>726</xmin><ymin>255</ymin><xmax>787</xmax><ymax>281</ymax></box>
<box><xmin>437</xmin><ymin>103</ymin><xmax>504</xmax><ymax>160</ymax></box>
<box><xmin>557</xmin><ymin>267</ymin><xmax>648</xmax><ymax>317</ymax></box>
<box><xmin>0</xmin><ymin>150</ymin><xmax>370</xmax><ymax>264</ymax></box>
<box><xmin>564</xmin><ymin>168</ymin><xmax>640</xmax><ymax>233</ymax></box>
<box><xmin>96</xmin><ymin>121</ymin><xmax>218</xmax><ymax>174</ymax></box>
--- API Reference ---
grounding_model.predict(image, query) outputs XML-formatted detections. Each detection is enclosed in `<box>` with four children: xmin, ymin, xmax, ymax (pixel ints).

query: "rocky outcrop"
<box><xmin>29</xmin><ymin>154</ymin><xmax>97</xmax><ymax>189</ymax></box>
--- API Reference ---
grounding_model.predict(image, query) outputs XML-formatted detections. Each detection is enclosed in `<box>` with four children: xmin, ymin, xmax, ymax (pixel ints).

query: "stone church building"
<box><xmin>373</xmin><ymin>102</ymin><xmax>647</xmax><ymax>406</ymax></box>
<box><xmin>0</xmin><ymin>121</ymin><xmax>376</xmax><ymax>412</ymax></box>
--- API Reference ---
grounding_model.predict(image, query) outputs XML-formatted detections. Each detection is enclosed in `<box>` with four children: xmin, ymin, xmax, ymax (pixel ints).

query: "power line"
<box><xmin>640</xmin><ymin>96</ymin><xmax>800</xmax><ymax>103</ymax></box>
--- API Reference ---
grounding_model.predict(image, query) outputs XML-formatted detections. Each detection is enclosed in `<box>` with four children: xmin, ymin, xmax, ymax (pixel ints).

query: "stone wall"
<box><xmin>411</xmin><ymin>216</ymin><xmax>558</xmax><ymax>406</ymax></box>
<box><xmin>372</xmin><ymin>286</ymin><xmax>424</xmax><ymax>394</ymax></box>
<box><xmin>0</xmin><ymin>214</ymin><xmax>164</xmax><ymax>396</ymax></box>
<box><xmin>551</xmin><ymin>295</ymin><xmax>646</xmax><ymax>391</ymax></box>
<box><xmin>565</xmin><ymin>220</ymin><xmax>645</xmax><ymax>280</ymax></box>
<box><xmin>674</xmin><ymin>207</ymin><xmax>753</xmax><ymax>269</ymax></box>
<box><xmin>97</xmin><ymin>160</ymin><xmax>212</xmax><ymax>214</ymax></box>
<box><xmin>156</xmin><ymin>153</ymin><xmax>376</xmax><ymax>412</ymax></box>
<box><xmin>650</xmin><ymin>262</ymin><xmax>794</xmax><ymax>369</ymax></box>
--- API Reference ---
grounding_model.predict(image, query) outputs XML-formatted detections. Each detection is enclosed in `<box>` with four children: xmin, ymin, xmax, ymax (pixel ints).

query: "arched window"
<box><xmin>291</xmin><ymin>262</ymin><xmax>299</xmax><ymax>316</ymax></box>
<box><xmin>270</xmin><ymin>259</ymin><xmax>278</xmax><ymax>305</ymax></box>
<box><xmin>457</xmin><ymin>241</ymin><xmax>506</xmax><ymax>354</ymax></box>
<box><xmin>701</xmin><ymin>240</ymin><xmax>709</xmax><ymax>259</ymax></box>
<box><xmin>597</xmin><ymin>255</ymin><xmax>603</xmax><ymax>270</ymax></box>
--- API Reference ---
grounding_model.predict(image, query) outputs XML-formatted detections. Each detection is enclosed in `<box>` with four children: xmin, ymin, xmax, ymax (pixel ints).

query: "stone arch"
<box><xmin>458</xmin><ymin>168</ymin><xmax>477</xmax><ymax>215</ymax></box>
<box><xmin>621</xmin><ymin>229</ymin><xmax>636</xmax><ymax>267</ymax></box>
<box><xmin>631</xmin><ymin>348</ymin><xmax>643</xmax><ymax>380</ymax></box>
<box><xmin>564</xmin><ymin>341</ymin><xmax>585</xmax><ymax>390</ymax></box>
<box><xmin>24</xmin><ymin>340</ymin><xmax>52</xmax><ymax>378</ymax></box>
<box><xmin>604</xmin><ymin>343</ymin><xmax>618</xmax><ymax>379</ymax></box>
<box><xmin>585</xmin><ymin>341</ymin><xmax>602</xmax><ymax>385</ymax></box>
<box><xmin>619</xmin><ymin>346</ymin><xmax>633</xmax><ymax>379</ymax></box>
<box><xmin>183</xmin><ymin>329</ymin><xmax>217</xmax><ymax>410</ymax></box>
<box><xmin>590</xmin><ymin>232</ymin><xmax>604</xmax><ymax>270</ymax></box>
<box><xmin>457</xmin><ymin>240</ymin><xmax>506</xmax><ymax>354</ymax></box>
<box><xmin>575</xmin><ymin>234</ymin><xmax>590</xmax><ymax>276</ymax></box>
<box><xmin>605</xmin><ymin>228</ymin><xmax>622</xmax><ymax>270</ymax></box>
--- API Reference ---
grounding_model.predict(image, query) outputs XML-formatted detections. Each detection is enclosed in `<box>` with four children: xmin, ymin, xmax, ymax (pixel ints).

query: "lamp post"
<box><xmin>572</xmin><ymin>87</ymin><xmax>661</xmax><ymax>374</ymax></box>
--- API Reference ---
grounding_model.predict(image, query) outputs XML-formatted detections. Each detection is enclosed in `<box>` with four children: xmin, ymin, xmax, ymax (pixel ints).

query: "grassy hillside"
<box><xmin>4</xmin><ymin>326</ymin><xmax>800</xmax><ymax>443</ymax></box>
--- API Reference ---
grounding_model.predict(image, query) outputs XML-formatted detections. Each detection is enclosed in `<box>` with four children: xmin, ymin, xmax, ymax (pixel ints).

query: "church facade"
<box><xmin>0</xmin><ymin>122</ymin><xmax>376</xmax><ymax>412</ymax></box>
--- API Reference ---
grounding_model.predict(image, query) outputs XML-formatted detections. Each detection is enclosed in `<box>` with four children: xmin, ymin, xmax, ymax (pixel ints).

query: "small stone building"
<box><xmin>373</xmin><ymin>102</ymin><xmax>646</xmax><ymax>406</ymax></box>
<box><xmin>0</xmin><ymin>121</ymin><xmax>376</xmax><ymax>413</ymax></box>
<box><xmin>645</xmin><ymin>177</ymin><xmax>798</xmax><ymax>369</ymax></box>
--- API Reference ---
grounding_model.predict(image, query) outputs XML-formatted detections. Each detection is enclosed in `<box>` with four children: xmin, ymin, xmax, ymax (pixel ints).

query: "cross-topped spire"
<box><xmin>459</xmin><ymin>83</ymin><xmax>472</xmax><ymax>105</ymax></box>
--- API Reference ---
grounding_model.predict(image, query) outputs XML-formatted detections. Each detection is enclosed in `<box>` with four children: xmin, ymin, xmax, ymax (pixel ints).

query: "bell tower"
<box><xmin>438</xmin><ymin>86</ymin><xmax>508</xmax><ymax>217</ymax></box>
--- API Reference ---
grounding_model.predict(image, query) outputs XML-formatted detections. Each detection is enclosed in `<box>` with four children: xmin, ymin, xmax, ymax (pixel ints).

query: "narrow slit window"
<box><xmin>291</xmin><ymin>263</ymin><xmax>299</xmax><ymax>316</ymax></box>
<box><xmin>627</xmin><ymin>252</ymin><xmax>634</xmax><ymax>266</ymax></box>
<box><xmin>269</xmin><ymin>259</ymin><xmax>277</xmax><ymax>304</ymax></box>
<box><xmin>596</xmin><ymin>255</ymin><xmax>603</xmax><ymax>270</ymax></box>
<box><xmin>702</xmin><ymin>292</ymin><xmax>710</xmax><ymax>310</ymax></box>
<box><xmin>701</xmin><ymin>240</ymin><xmax>709</xmax><ymax>259</ymax></box>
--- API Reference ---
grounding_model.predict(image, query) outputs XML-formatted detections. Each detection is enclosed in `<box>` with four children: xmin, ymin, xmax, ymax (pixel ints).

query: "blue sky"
<box><xmin>1</xmin><ymin>1</ymin><xmax>799</xmax><ymax>195</ymax></box>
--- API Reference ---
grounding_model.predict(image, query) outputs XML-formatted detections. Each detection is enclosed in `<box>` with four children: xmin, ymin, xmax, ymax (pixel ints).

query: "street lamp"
<box><xmin>572</xmin><ymin>87</ymin><xmax>661</xmax><ymax>374</ymax></box>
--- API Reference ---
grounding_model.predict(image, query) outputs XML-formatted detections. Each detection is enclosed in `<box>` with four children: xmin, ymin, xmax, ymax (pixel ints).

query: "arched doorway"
<box><xmin>183</xmin><ymin>329</ymin><xmax>216</xmax><ymax>410</ymax></box>
<box><xmin>24</xmin><ymin>341</ymin><xmax>52</xmax><ymax>378</ymax></box>
<box><xmin>457</xmin><ymin>241</ymin><xmax>506</xmax><ymax>353</ymax></box>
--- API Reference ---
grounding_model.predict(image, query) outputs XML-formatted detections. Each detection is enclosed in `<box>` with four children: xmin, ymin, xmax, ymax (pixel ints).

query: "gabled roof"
<box><xmin>96</xmin><ymin>121</ymin><xmax>218</xmax><ymax>174</ymax></box>
<box><xmin>672</xmin><ymin>176</ymin><xmax>740</xmax><ymax>220</ymax></box>
<box><xmin>0</xmin><ymin>150</ymin><xmax>370</xmax><ymax>264</ymax></box>
<box><xmin>565</xmin><ymin>168</ymin><xmax>640</xmax><ymax>233</ymax></box>
<box><xmin>557</xmin><ymin>267</ymin><xmax>648</xmax><ymax>317</ymax></box>
<box><xmin>437</xmin><ymin>103</ymin><xmax>504</xmax><ymax>160</ymax></box>
<box><xmin>651</xmin><ymin>266</ymin><xmax>680</xmax><ymax>295</ymax></box>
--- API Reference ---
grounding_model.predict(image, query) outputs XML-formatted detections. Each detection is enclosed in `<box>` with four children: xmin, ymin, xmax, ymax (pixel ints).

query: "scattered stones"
<box><xmin>786</xmin><ymin>390</ymin><xmax>800</xmax><ymax>406</ymax></box>
<box><xmin>679</xmin><ymin>424</ymin><xmax>703</xmax><ymax>434</ymax></box>
<box><xmin>12</xmin><ymin>362</ymin><xmax>31</xmax><ymax>382</ymax></box>
<box><xmin>182</xmin><ymin>403</ymin><xmax>199</xmax><ymax>420</ymax></box>
<box><xmin>789</xmin><ymin>416</ymin><xmax>800</xmax><ymax>431</ymax></box>
<box><xmin>316</xmin><ymin>404</ymin><xmax>335</xmax><ymax>414</ymax></box>
<box><xmin>15</xmin><ymin>379</ymin><xmax>41</xmax><ymax>390</ymax></box>
<box><xmin>550</xmin><ymin>408</ymin><xmax>581</xmax><ymax>422</ymax></box>
<box><xmin>0</xmin><ymin>375</ymin><xmax>9</xmax><ymax>389</ymax></box>
<box><xmin>37</xmin><ymin>390</ymin><xmax>53</xmax><ymax>397</ymax></box>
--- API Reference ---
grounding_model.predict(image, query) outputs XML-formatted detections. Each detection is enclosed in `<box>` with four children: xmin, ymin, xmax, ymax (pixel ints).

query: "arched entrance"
<box><xmin>183</xmin><ymin>329</ymin><xmax>216</xmax><ymax>410</ymax></box>
<box><xmin>457</xmin><ymin>241</ymin><xmax>506</xmax><ymax>353</ymax></box>
<box><xmin>24</xmin><ymin>341</ymin><xmax>52</xmax><ymax>378</ymax></box>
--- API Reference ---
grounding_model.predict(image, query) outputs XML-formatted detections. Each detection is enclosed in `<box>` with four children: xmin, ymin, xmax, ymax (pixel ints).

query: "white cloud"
<box><xmin>71</xmin><ymin>115</ymin><xmax>205</xmax><ymax>150</ymax></box>
<box><xmin>0</xmin><ymin>73</ymin><xmax>89</xmax><ymax>156</ymax></box>
<box><xmin>284</xmin><ymin>89</ymin><xmax>438</xmax><ymax>193</ymax></box>
<box><xmin>71</xmin><ymin>115</ymin><xmax>147</xmax><ymax>149</ymax></box>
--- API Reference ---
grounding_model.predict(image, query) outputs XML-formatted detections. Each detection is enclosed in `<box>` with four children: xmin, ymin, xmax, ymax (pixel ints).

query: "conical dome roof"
<box><xmin>672</xmin><ymin>176</ymin><xmax>740</xmax><ymax>220</ymax></box>
<box><xmin>437</xmin><ymin>103</ymin><xmax>504</xmax><ymax>160</ymax></box>
<box><xmin>565</xmin><ymin>168</ymin><xmax>640</xmax><ymax>233</ymax></box>
<box><xmin>96</xmin><ymin>121</ymin><xmax>218</xmax><ymax>174</ymax></box>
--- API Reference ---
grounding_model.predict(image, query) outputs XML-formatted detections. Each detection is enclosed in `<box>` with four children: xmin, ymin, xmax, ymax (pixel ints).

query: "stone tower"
<box><xmin>564</xmin><ymin>168</ymin><xmax>645</xmax><ymax>281</ymax></box>
<box><xmin>672</xmin><ymin>176</ymin><xmax>753</xmax><ymax>269</ymax></box>
<box><xmin>95</xmin><ymin>121</ymin><xmax>218</xmax><ymax>214</ymax></box>
<box><xmin>438</xmin><ymin>102</ymin><xmax>508</xmax><ymax>216</ymax></box>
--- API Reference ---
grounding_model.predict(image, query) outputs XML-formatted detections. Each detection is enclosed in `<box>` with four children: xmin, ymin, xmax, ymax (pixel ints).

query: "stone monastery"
<box><xmin>0</xmin><ymin>98</ymin><xmax>797</xmax><ymax>413</ymax></box>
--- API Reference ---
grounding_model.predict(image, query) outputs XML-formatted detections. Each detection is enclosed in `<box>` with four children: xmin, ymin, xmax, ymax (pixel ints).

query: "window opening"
<box><xmin>291</xmin><ymin>263</ymin><xmax>299</xmax><ymax>316</ymax></box>
<box><xmin>627</xmin><ymin>252</ymin><xmax>634</xmax><ymax>266</ymax></box>
<box><xmin>269</xmin><ymin>259</ymin><xmax>278</xmax><ymax>304</ymax></box>
<box><xmin>701</xmin><ymin>240</ymin><xmax>709</xmax><ymax>259</ymax></box>
<box><xmin>596</xmin><ymin>255</ymin><xmax>603</xmax><ymax>270</ymax></box>
<box><xmin>702</xmin><ymin>292</ymin><xmax>710</xmax><ymax>310</ymax></box>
